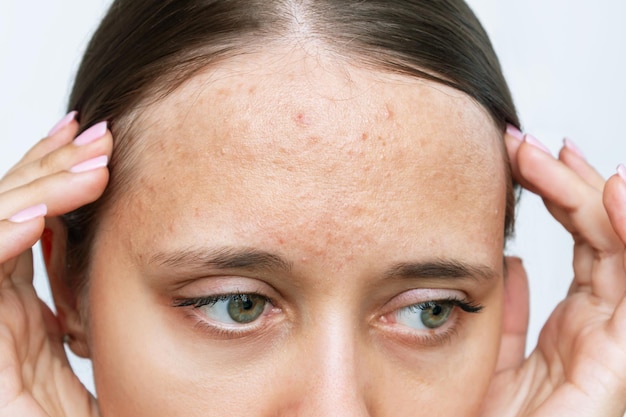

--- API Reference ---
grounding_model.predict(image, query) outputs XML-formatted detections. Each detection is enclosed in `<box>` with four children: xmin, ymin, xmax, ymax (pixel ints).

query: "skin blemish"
<box><xmin>385</xmin><ymin>103</ymin><xmax>394</xmax><ymax>121</ymax></box>
<box><xmin>361</xmin><ymin>132</ymin><xmax>369</xmax><ymax>141</ymax></box>
<box><xmin>294</xmin><ymin>112</ymin><xmax>311</xmax><ymax>127</ymax></box>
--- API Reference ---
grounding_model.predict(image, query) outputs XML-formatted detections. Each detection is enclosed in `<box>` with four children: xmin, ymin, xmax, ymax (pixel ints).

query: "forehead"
<box><xmin>112</xmin><ymin>50</ymin><xmax>506</xmax><ymax>266</ymax></box>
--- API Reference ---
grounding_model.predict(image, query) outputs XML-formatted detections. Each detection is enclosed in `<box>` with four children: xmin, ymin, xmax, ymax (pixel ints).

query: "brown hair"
<box><xmin>63</xmin><ymin>0</ymin><xmax>520</xmax><ymax>291</ymax></box>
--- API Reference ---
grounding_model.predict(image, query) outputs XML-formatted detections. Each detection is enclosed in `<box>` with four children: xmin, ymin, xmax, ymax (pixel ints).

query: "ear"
<box><xmin>495</xmin><ymin>256</ymin><xmax>530</xmax><ymax>372</ymax></box>
<box><xmin>41</xmin><ymin>217</ymin><xmax>91</xmax><ymax>358</ymax></box>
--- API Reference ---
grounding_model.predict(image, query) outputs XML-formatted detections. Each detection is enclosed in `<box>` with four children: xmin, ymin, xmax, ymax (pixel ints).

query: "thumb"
<box><xmin>495</xmin><ymin>256</ymin><xmax>530</xmax><ymax>372</ymax></box>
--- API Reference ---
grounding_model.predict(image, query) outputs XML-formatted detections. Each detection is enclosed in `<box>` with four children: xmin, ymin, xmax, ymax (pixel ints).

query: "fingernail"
<box><xmin>524</xmin><ymin>134</ymin><xmax>551</xmax><ymax>155</ymax></box>
<box><xmin>618</xmin><ymin>164</ymin><xmax>626</xmax><ymax>182</ymax></box>
<box><xmin>73</xmin><ymin>121</ymin><xmax>108</xmax><ymax>146</ymax></box>
<box><xmin>70</xmin><ymin>155</ymin><xmax>108</xmax><ymax>173</ymax></box>
<box><xmin>48</xmin><ymin>111</ymin><xmax>78</xmax><ymax>136</ymax></box>
<box><xmin>563</xmin><ymin>138</ymin><xmax>585</xmax><ymax>159</ymax></box>
<box><xmin>506</xmin><ymin>124</ymin><xmax>524</xmax><ymax>141</ymax></box>
<box><xmin>9</xmin><ymin>203</ymin><xmax>48</xmax><ymax>223</ymax></box>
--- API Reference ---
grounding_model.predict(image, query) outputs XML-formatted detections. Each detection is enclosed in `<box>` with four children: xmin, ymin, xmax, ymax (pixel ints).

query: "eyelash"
<box><xmin>172</xmin><ymin>293</ymin><xmax>271</xmax><ymax>309</ymax></box>
<box><xmin>172</xmin><ymin>294</ymin><xmax>484</xmax><ymax>345</ymax></box>
<box><xmin>172</xmin><ymin>292</ymin><xmax>276</xmax><ymax>338</ymax></box>
<box><xmin>409</xmin><ymin>298</ymin><xmax>484</xmax><ymax>314</ymax></box>
<box><xmin>386</xmin><ymin>297</ymin><xmax>484</xmax><ymax>347</ymax></box>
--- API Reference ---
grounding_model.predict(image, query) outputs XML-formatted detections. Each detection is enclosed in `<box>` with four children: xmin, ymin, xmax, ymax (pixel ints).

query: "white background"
<box><xmin>1</xmin><ymin>0</ymin><xmax>626</xmax><ymax>396</ymax></box>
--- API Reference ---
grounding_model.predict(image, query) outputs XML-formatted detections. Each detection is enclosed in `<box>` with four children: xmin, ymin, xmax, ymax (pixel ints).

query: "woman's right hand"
<box><xmin>0</xmin><ymin>112</ymin><xmax>111</xmax><ymax>417</ymax></box>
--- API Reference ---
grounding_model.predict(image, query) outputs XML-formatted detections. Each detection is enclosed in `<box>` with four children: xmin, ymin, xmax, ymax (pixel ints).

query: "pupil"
<box><xmin>241</xmin><ymin>297</ymin><xmax>253</xmax><ymax>310</ymax></box>
<box><xmin>432</xmin><ymin>305</ymin><xmax>442</xmax><ymax>316</ymax></box>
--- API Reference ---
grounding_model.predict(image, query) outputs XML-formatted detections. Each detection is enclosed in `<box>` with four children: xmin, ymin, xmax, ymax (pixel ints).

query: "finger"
<box><xmin>0</xmin><ymin>215</ymin><xmax>45</xmax><ymax>270</ymax></box>
<box><xmin>505</xmin><ymin>132</ymin><xmax>540</xmax><ymax>195</ymax></box>
<box><xmin>559</xmin><ymin>138</ymin><xmax>605</xmax><ymax>191</ymax></box>
<box><xmin>495</xmin><ymin>256</ymin><xmax>530</xmax><ymax>372</ymax></box>
<box><xmin>603</xmin><ymin>169</ymin><xmax>626</xmax><ymax>301</ymax></box>
<box><xmin>3</xmin><ymin>113</ymin><xmax>79</xmax><ymax>177</ymax></box>
<box><xmin>516</xmin><ymin>138</ymin><xmax>614</xmax><ymax>247</ymax></box>
<box><xmin>0</xmin><ymin>162</ymin><xmax>109</xmax><ymax>220</ymax></box>
<box><xmin>0</xmin><ymin>122</ymin><xmax>111</xmax><ymax>195</ymax></box>
<box><xmin>516</xmin><ymin>138</ymin><xmax>626</xmax><ymax>304</ymax></box>
<box><xmin>604</xmin><ymin>169</ymin><xmax>626</xmax><ymax>245</ymax></box>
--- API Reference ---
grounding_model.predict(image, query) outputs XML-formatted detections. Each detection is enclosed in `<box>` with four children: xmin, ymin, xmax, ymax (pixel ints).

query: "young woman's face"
<box><xmin>84</xmin><ymin>49</ymin><xmax>507</xmax><ymax>417</ymax></box>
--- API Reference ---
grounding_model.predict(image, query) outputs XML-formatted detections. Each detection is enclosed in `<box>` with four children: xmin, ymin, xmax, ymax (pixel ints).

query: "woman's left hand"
<box><xmin>482</xmin><ymin>130</ymin><xmax>626</xmax><ymax>416</ymax></box>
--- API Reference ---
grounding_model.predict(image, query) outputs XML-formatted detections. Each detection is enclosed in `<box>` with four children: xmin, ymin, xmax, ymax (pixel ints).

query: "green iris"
<box><xmin>420</xmin><ymin>302</ymin><xmax>453</xmax><ymax>329</ymax></box>
<box><xmin>227</xmin><ymin>294</ymin><xmax>267</xmax><ymax>323</ymax></box>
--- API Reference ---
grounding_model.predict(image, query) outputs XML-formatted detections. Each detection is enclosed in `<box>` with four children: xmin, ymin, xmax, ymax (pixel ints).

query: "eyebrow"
<box><xmin>147</xmin><ymin>247</ymin><xmax>293</xmax><ymax>274</ymax></box>
<box><xmin>384</xmin><ymin>259</ymin><xmax>498</xmax><ymax>282</ymax></box>
<box><xmin>147</xmin><ymin>247</ymin><xmax>496</xmax><ymax>281</ymax></box>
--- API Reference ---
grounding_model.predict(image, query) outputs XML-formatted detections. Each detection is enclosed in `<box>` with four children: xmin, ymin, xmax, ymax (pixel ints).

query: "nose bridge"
<box><xmin>297</xmin><ymin>311</ymin><xmax>371</xmax><ymax>417</ymax></box>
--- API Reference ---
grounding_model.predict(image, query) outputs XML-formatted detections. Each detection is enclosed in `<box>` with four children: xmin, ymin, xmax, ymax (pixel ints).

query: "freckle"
<box><xmin>248</xmin><ymin>86</ymin><xmax>257</xmax><ymax>94</ymax></box>
<box><xmin>361</xmin><ymin>132</ymin><xmax>369</xmax><ymax>141</ymax></box>
<box><xmin>194</xmin><ymin>207</ymin><xmax>200</xmax><ymax>217</ymax></box>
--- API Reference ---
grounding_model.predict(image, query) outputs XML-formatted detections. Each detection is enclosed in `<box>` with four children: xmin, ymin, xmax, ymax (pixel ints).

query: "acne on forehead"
<box><xmin>108</xmin><ymin>53</ymin><xmax>506</xmax><ymax>265</ymax></box>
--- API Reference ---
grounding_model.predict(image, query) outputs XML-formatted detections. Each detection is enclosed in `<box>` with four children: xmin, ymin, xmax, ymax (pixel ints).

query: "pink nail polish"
<box><xmin>506</xmin><ymin>124</ymin><xmax>524</xmax><ymax>141</ymax></box>
<box><xmin>618</xmin><ymin>164</ymin><xmax>626</xmax><ymax>182</ymax></box>
<box><xmin>563</xmin><ymin>138</ymin><xmax>585</xmax><ymax>159</ymax></box>
<box><xmin>48</xmin><ymin>111</ymin><xmax>77</xmax><ymax>136</ymax></box>
<box><xmin>9</xmin><ymin>203</ymin><xmax>48</xmax><ymax>223</ymax></box>
<box><xmin>73</xmin><ymin>121</ymin><xmax>108</xmax><ymax>146</ymax></box>
<box><xmin>70</xmin><ymin>155</ymin><xmax>109</xmax><ymax>173</ymax></box>
<box><xmin>524</xmin><ymin>134</ymin><xmax>551</xmax><ymax>155</ymax></box>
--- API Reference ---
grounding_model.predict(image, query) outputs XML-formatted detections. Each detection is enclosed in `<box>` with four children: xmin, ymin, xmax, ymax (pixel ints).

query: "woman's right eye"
<box><xmin>175</xmin><ymin>294</ymin><xmax>271</xmax><ymax>325</ymax></box>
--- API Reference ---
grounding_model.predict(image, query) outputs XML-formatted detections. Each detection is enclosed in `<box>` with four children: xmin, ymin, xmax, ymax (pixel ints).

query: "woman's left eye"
<box><xmin>396</xmin><ymin>301</ymin><xmax>455</xmax><ymax>330</ymax></box>
<box><xmin>176</xmin><ymin>294</ymin><xmax>271</xmax><ymax>325</ymax></box>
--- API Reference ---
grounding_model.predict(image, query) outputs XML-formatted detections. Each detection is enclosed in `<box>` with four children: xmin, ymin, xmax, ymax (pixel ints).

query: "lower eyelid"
<box><xmin>376</xmin><ymin>306</ymin><xmax>468</xmax><ymax>347</ymax></box>
<box><xmin>184</xmin><ymin>300</ymin><xmax>283</xmax><ymax>338</ymax></box>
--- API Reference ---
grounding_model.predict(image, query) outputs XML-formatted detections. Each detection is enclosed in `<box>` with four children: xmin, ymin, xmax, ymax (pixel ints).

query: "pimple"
<box><xmin>385</xmin><ymin>103</ymin><xmax>394</xmax><ymax>121</ymax></box>
<box><xmin>294</xmin><ymin>112</ymin><xmax>311</xmax><ymax>127</ymax></box>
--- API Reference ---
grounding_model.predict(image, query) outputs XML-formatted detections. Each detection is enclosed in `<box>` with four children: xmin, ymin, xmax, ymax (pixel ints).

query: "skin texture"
<box><xmin>2</xmin><ymin>46</ymin><xmax>626</xmax><ymax>417</ymax></box>
<box><xmin>83</xmin><ymin>49</ymin><xmax>507</xmax><ymax>416</ymax></box>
